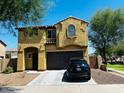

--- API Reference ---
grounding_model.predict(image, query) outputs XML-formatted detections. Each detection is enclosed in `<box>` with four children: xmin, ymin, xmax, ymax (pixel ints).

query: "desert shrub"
<box><xmin>100</xmin><ymin>64</ymin><xmax>107</xmax><ymax>71</ymax></box>
<box><xmin>6</xmin><ymin>53</ymin><xmax>11</xmax><ymax>58</ymax></box>
<box><xmin>3</xmin><ymin>66</ymin><xmax>14</xmax><ymax>74</ymax></box>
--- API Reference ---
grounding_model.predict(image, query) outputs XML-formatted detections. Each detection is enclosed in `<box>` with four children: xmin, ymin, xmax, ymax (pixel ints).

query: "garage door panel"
<box><xmin>47</xmin><ymin>51</ymin><xmax>83</xmax><ymax>70</ymax></box>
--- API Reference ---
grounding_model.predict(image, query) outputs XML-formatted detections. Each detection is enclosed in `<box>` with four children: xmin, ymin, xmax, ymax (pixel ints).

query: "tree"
<box><xmin>115</xmin><ymin>45</ymin><xmax>124</xmax><ymax>57</ymax></box>
<box><xmin>0</xmin><ymin>0</ymin><xmax>50</xmax><ymax>36</ymax></box>
<box><xmin>89</xmin><ymin>8</ymin><xmax>124</xmax><ymax>64</ymax></box>
<box><xmin>111</xmin><ymin>41</ymin><xmax>124</xmax><ymax>57</ymax></box>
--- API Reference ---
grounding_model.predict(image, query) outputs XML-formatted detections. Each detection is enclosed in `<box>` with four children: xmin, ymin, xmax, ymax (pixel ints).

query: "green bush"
<box><xmin>3</xmin><ymin>66</ymin><xmax>14</xmax><ymax>74</ymax></box>
<box><xmin>6</xmin><ymin>53</ymin><xmax>11</xmax><ymax>58</ymax></box>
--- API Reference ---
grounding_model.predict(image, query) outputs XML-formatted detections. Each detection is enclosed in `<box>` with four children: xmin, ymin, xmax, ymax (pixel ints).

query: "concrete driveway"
<box><xmin>27</xmin><ymin>70</ymin><xmax>96</xmax><ymax>86</ymax></box>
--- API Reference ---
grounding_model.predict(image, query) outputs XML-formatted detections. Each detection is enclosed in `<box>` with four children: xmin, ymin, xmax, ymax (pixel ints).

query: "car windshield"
<box><xmin>69</xmin><ymin>59</ymin><xmax>87</xmax><ymax>65</ymax></box>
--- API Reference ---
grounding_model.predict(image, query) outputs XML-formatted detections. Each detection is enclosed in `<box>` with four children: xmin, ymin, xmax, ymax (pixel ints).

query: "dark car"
<box><xmin>66</xmin><ymin>59</ymin><xmax>91</xmax><ymax>80</ymax></box>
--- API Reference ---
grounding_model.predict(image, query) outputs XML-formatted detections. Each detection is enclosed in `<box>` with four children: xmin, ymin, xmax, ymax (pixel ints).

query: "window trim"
<box><xmin>47</xmin><ymin>29</ymin><xmax>56</xmax><ymax>38</ymax></box>
<box><xmin>67</xmin><ymin>24</ymin><xmax>76</xmax><ymax>39</ymax></box>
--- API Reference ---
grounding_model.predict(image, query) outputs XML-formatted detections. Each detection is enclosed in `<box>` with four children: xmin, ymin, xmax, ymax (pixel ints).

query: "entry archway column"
<box><xmin>17</xmin><ymin>50</ymin><xmax>25</xmax><ymax>71</ymax></box>
<box><xmin>38</xmin><ymin>50</ymin><xmax>46</xmax><ymax>70</ymax></box>
<box><xmin>84</xmin><ymin>48</ymin><xmax>89</xmax><ymax>64</ymax></box>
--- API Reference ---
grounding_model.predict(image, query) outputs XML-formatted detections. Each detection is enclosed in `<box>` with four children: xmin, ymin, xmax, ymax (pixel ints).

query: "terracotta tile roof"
<box><xmin>54</xmin><ymin>16</ymin><xmax>89</xmax><ymax>25</ymax></box>
<box><xmin>15</xmin><ymin>16</ymin><xmax>89</xmax><ymax>30</ymax></box>
<box><xmin>15</xmin><ymin>25</ymin><xmax>56</xmax><ymax>30</ymax></box>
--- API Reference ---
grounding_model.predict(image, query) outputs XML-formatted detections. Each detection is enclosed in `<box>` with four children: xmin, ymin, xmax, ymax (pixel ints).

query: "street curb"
<box><xmin>108</xmin><ymin>68</ymin><xmax>124</xmax><ymax>76</ymax></box>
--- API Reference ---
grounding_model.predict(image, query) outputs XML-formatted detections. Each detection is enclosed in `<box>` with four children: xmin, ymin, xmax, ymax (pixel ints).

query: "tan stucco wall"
<box><xmin>46</xmin><ymin>45</ymin><xmax>85</xmax><ymax>52</ymax></box>
<box><xmin>55</xmin><ymin>18</ymin><xmax>88</xmax><ymax>48</ymax></box>
<box><xmin>17</xmin><ymin>29</ymin><xmax>46</xmax><ymax>71</ymax></box>
<box><xmin>83</xmin><ymin>47</ymin><xmax>89</xmax><ymax>64</ymax></box>
<box><xmin>38</xmin><ymin>50</ymin><xmax>46</xmax><ymax>70</ymax></box>
<box><xmin>0</xmin><ymin>43</ymin><xmax>6</xmax><ymax>58</ymax></box>
<box><xmin>17</xmin><ymin>51</ymin><xmax>25</xmax><ymax>71</ymax></box>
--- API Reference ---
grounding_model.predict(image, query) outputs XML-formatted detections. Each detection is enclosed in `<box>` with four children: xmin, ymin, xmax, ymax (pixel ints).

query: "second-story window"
<box><xmin>67</xmin><ymin>24</ymin><xmax>76</xmax><ymax>38</ymax></box>
<box><xmin>48</xmin><ymin>30</ymin><xmax>56</xmax><ymax>38</ymax></box>
<box><xmin>47</xmin><ymin>30</ymin><xmax>56</xmax><ymax>43</ymax></box>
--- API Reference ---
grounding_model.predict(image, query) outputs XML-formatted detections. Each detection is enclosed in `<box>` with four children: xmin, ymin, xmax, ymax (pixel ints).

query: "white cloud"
<box><xmin>47</xmin><ymin>1</ymin><xmax>56</xmax><ymax>9</ymax></box>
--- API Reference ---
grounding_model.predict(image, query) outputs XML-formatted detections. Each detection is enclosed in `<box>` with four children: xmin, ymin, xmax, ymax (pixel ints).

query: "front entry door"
<box><xmin>32</xmin><ymin>53</ymin><xmax>38</xmax><ymax>70</ymax></box>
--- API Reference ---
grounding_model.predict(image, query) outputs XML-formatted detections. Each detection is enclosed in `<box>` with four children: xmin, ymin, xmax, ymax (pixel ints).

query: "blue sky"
<box><xmin>0</xmin><ymin>0</ymin><xmax>124</xmax><ymax>54</ymax></box>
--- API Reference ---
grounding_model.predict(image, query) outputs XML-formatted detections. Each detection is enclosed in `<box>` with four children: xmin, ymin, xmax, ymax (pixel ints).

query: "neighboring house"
<box><xmin>6</xmin><ymin>48</ymin><xmax>17</xmax><ymax>59</ymax></box>
<box><xmin>16</xmin><ymin>16</ymin><xmax>89</xmax><ymax>71</ymax></box>
<box><xmin>0</xmin><ymin>40</ymin><xmax>7</xmax><ymax>59</ymax></box>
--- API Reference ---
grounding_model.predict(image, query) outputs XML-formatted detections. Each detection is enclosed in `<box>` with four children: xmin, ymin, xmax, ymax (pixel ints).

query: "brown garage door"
<box><xmin>47</xmin><ymin>51</ymin><xmax>83</xmax><ymax>70</ymax></box>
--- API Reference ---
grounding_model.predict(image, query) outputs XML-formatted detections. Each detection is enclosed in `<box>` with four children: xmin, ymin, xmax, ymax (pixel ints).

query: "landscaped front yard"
<box><xmin>91</xmin><ymin>69</ymin><xmax>124</xmax><ymax>84</ymax></box>
<box><xmin>0</xmin><ymin>72</ymin><xmax>39</xmax><ymax>86</ymax></box>
<box><xmin>107</xmin><ymin>64</ymin><xmax>124</xmax><ymax>72</ymax></box>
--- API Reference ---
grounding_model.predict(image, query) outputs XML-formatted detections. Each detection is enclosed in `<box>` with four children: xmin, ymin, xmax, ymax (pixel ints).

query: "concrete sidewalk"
<box><xmin>1</xmin><ymin>84</ymin><xmax>124</xmax><ymax>93</ymax></box>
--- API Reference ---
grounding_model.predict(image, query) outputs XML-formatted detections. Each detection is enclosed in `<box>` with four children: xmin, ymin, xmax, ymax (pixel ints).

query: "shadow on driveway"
<box><xmin>62</xmin><ymin>71</ymin><xmax>89</xmax><ymax>83</ymax></box>
<box><xmin>0</xmin><ymin>87</ymin><xmax>24</xmax><ymax>93</ymax></box>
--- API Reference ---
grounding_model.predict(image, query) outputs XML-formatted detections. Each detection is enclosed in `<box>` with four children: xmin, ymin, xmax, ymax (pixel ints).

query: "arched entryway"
<box><xmin>24</xmin><ymin>47</ymin><xmax>38</xmax><ymax>70</ymax></box>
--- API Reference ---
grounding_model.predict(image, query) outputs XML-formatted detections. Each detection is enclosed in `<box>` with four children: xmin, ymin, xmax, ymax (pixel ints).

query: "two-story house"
<box><xmin>16</xmin><ymin>16</ymin><xmax>89</xmax><ymax>71</ymax></box>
